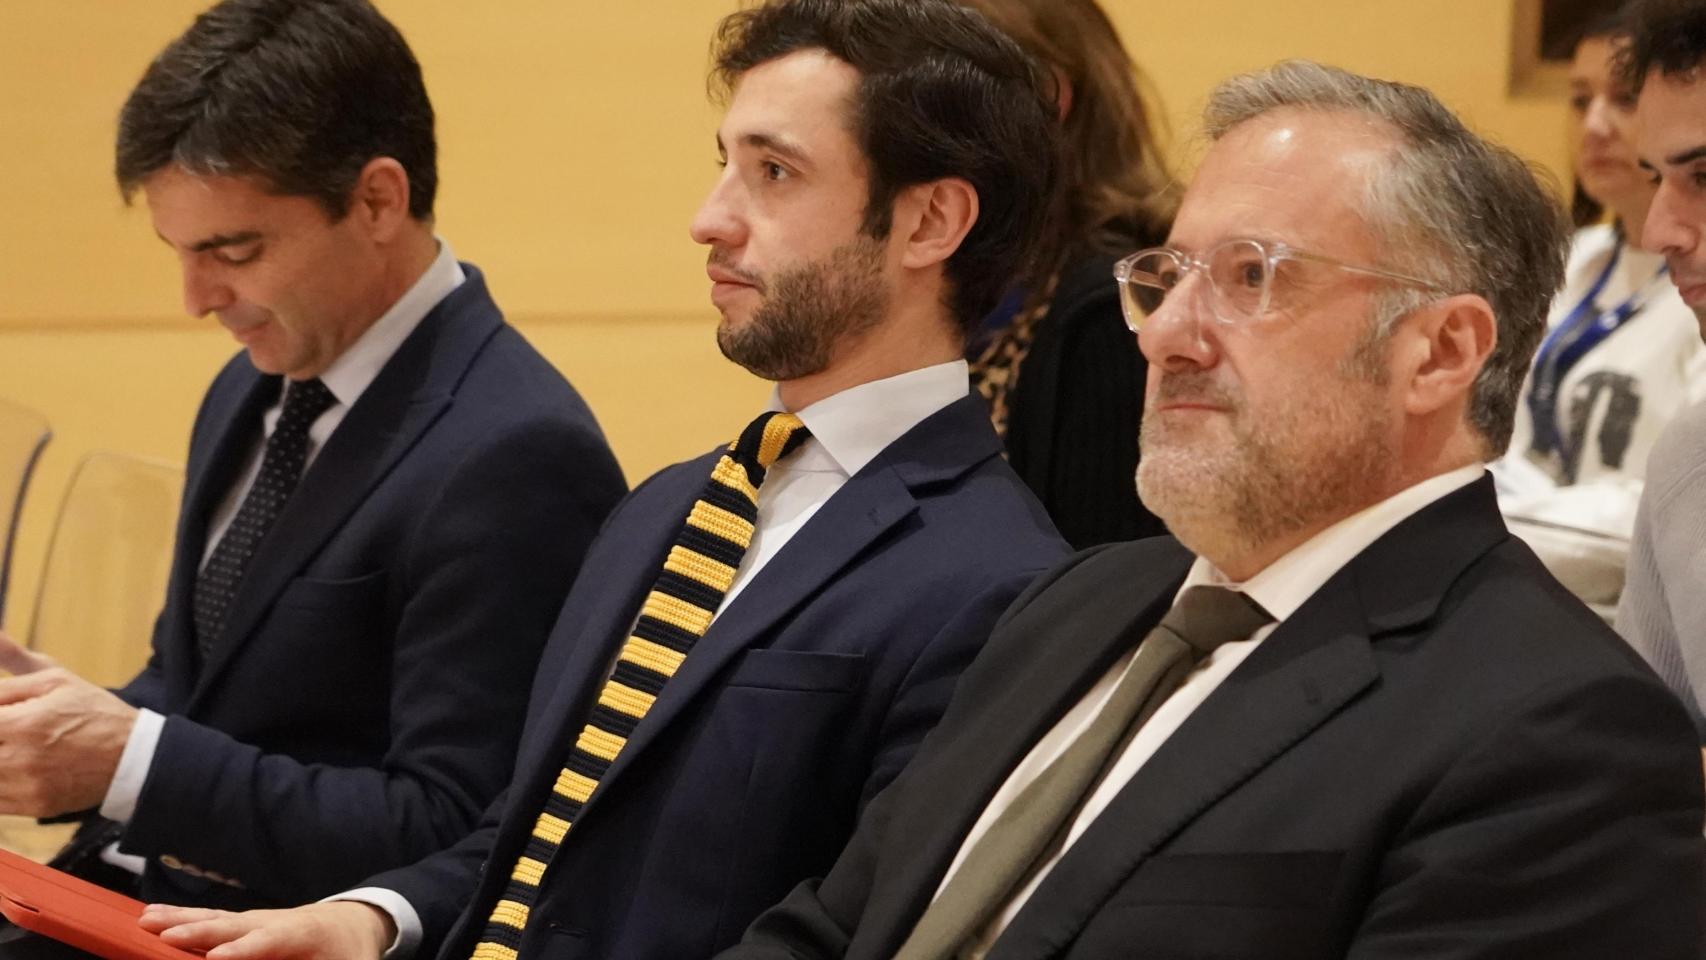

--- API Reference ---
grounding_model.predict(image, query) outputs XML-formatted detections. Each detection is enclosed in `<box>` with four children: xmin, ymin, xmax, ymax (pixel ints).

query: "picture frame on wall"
<box><xmin>1511</xmin><ymin>0</ymin><xmax>1627</xmax><ymax>95</ymax></box>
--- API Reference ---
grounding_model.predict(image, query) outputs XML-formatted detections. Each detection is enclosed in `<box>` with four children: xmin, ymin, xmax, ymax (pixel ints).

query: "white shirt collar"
<box><xmin>766</xmin><ymin>360</ymin><xmax>970</xmax><ymax>478</ymax></box>
<box><xmin>316</xmin><ymin>238</ymin><xmax>467</xmax><ymax>408</ymax></box>
<box><xmin>1183</xmin><ymin>463</ymin><xmax>1486</xmax><ymax>622</ymax></box>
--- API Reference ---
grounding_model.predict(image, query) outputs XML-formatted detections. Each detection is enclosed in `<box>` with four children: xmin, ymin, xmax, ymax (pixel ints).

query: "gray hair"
<box><xmin>1202</xmin><ymin>60</ymin><xmax>1570</xmax><ymax>457</ymax></box>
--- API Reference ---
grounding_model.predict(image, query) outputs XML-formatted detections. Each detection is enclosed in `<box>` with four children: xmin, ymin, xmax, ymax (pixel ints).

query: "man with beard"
<box><xmin>713</xmin><ymin>61</ymin><xmax>1706</xmax><ymax>960</ymax></box>
<box><xmin>137</xmin><ymin>1</ymin><xmax>1068</xmax><ymax>959</ymax></box>
<box><xmin>1617</xmin><ymin>0</ymin><xmax>1706</xmax><ymax>774</ymax></box>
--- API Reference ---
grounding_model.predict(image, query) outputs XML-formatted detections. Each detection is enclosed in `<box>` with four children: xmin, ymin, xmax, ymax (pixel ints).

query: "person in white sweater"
<box><xmin>1497</xmin><ymin>11</ymin><xmax>1706</xmax><ymax>612</ymax></box>
<box><xmin>1616</xmin><ymin>0</ymin><xmax>1706</xmax><ymax>772</ymax></box>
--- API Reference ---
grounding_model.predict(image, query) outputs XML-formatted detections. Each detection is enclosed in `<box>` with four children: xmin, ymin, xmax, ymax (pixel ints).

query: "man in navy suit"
<box><xmin>140</xmin><ymin>1</ymin><xmax>1068</xmax><ymax>958</ymax></box>
<box><xmin>0</xmin><ymin>0</ymin><xmax>625</xmax><ymax>914</ymax></box>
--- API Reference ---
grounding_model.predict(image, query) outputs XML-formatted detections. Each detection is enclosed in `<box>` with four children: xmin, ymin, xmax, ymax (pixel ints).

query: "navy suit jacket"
<box><xmin>362</xmin><ymin>392</ymin><xmax>1069</xmax><ymax>960</ymax></box>
<box><xmin>727</xmin><ymin>477</ymin><xmax>1706</xmax><ymax>959</ymax></box>
<box><xmin>113</xmin><ymin>265</ymin><xmax>627</xmax><ymax>908</ymax></box>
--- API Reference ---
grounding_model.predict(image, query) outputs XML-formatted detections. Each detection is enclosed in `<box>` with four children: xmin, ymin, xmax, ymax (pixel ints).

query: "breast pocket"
<box><xmin>226</xmin><ymin>570</ymin><xmax>388</xmax><ymax>750</ymax></box>
<box><xmin>1071</xmin><ymin>851</ymin><xmax>1346</xmax><ymax>959</ymax></box>
<box><xmin>723</xmin><ymin>648</ymin><xmax>865</xmax><ymax>692</ymax></box>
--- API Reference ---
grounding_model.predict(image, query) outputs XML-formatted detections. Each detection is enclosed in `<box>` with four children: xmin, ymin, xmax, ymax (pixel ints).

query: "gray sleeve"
<box><xmin>1616</xmin><ymin>408</ymin><xmax>1706</xmax><ymax>741</ymax></box>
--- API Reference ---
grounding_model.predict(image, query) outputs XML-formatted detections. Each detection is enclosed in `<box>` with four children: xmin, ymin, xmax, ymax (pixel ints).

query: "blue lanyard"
<box><xmin>1526</xmin><ymin>242</ymin><xmax>1666</xmax><ymax>459</ymax></box>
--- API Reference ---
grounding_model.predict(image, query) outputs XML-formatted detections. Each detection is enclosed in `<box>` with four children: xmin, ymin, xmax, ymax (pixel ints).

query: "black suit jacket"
<box><xmin>113</xmin><ymin>264</ymin><xmax>627</xmax><ymax>908</ymax></box>
<box><xmin>362</xmin><ymin>393</ymin><xmax>1070</xmax><ymax>960</ymax></box>
<box><xmin>728</xmin><ymin>476</ymin><xmax>1706</xmax><ymax>959</ymax></box>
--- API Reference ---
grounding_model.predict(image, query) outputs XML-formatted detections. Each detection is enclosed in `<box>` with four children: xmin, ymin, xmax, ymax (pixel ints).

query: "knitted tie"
<box><xmin>192</xmin><ymin>377</ymin><xmax>335</xmax><ymax>662</ymax></box>
<box><xmin>469</xmin><ymin>411</ymin><xmax>811</xmax><ymax>960</ymax></box>
<box><xmin>893</xmin><ymin>585</ymin><xmax>1273</xmax><ymax>960</ymax></box>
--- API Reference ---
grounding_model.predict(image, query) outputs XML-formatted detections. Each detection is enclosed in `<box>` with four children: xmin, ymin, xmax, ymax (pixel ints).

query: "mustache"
<box><xmin>1151</xmin><ymin>372</ymin><xmax>1237</xmax><ymax>408</ymax></box>
<box><xmin>707</xmin><ymin>250</ymin><xmax>766</xmax><ymax>292</ymax></box>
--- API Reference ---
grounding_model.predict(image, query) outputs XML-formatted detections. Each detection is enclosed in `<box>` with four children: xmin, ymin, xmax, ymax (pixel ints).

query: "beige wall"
<box><xmin>0</xmin><ymin>0</ymin><xmax>1566</xmax><ymax>630</ymax></box>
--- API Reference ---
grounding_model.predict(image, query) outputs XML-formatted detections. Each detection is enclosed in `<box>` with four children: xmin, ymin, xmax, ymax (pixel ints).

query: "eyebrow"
<box><xmin>156</xmin><ymin>230</ymin><xmax>262</xmax><ymax>253</ymax></box>
<box><xmin>716</xmin><ymin>131</ymin><xmax>813</xmax><ymax>169</ymax></box>
<box><xmin>1663</xmin><ymin>145</ymin><xmax>1706</xmax><ymax>167</ymax></box>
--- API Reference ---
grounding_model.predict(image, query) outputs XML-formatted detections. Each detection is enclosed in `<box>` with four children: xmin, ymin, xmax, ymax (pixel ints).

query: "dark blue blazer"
<box><xmin>114</xmin><ymin>265</ymin><xmax>627</xmax><ymax>908</ymax></box>
<box><xmin>726</xmin><ymin>477</ymin><xmax>1706</xmax><ymax>960</ymax></box>
<box><xmin>364</xmin><ymin>392</ymin><xmax>1069</xmax><ymax>960</ymax></box>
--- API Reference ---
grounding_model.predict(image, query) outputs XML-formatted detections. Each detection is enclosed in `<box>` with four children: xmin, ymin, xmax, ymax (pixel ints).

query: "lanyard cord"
<box><xmin>1526</xmin><ymin>241</ymin><xmax>1668</xmax><ymax>460</ymax></box>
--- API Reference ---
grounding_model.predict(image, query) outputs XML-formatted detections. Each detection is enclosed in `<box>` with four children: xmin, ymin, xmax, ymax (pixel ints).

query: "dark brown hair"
<box><xmin>116</xmin><ymin>0</ymin><xmax>437</xmax><ymax>220</ymax></box>
<box><xmin>1621</xmin><ymin>0</ymin><xmax>1706</xmax><ymax>91</ymax></box>
<box><xmin>956</xmin><ymin>0</ymin><xmax>1176</xmax><ymax>273</ymax></box>
<box><xmin>1569</xmin><ymin>5</ymin><xmax>1636</xmax><ymax>227</ymax></box>
<box><xmin>711</xmin><ymin>0</ymin><xmax>1062</xmax><ymax>333</ymax></box>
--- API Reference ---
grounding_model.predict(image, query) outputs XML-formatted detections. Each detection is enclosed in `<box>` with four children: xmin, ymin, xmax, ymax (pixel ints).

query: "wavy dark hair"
<box><xmin>711</xmin><ymin>0</ymin><xmax>1062</xmax><ymax>333</ymax></box>
<box><xmin>1621</xmin><ymin>0</ymin><xmax>1706</xmax><ymax>91</ymax></box>
<box><xmin>116</xmin><ymin>0</ymin><xmax>437</xmax><ymax>220</ymax></box>
<box><xmin>956</xmin><ymin>0</ymin><xmax>1176</xmax><ymax>275</ymax></box>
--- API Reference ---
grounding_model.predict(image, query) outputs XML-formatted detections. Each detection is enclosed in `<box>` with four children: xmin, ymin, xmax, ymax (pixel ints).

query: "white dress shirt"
<box><xmin>341</xmin><ymin>360</ymin><xmax>973</xmax><ymax>958</ymax></box>
<box><xmin>98</xmin><ymin>242</ymin><xmax>467</xmax><ymax>872</ymax></box>
<box><xmin>942</xmin><ymin>463</ymin><xmax>1487</xmax><ymax>959</ymax></box>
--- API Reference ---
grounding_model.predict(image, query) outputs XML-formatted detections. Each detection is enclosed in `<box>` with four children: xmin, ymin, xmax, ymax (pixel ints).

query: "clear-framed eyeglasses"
<box><xmin>1112</xmin><ymin>238</ymin><xmax>1452</xmax><ymax>332</ymax></box>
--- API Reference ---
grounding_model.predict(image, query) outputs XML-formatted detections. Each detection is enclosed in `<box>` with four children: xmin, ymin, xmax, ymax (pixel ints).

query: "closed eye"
<box><xmin>213</xmin><ymin>245</ymin><xmax>261</xmax><ymax>266</ymax></box>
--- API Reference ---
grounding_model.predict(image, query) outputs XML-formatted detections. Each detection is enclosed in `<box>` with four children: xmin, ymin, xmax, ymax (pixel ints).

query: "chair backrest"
<box><xmin>0</xmin><ymin>399</ymin><xmax>51</xmax><ymax>624</ymax></box>
<box><xmin>28</xmin><ymin>451</ymin><xmax>183</xmax><ymax>688</ymax></box>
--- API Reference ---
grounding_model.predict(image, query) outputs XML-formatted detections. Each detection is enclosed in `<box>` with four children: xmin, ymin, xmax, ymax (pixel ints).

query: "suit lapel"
<box><xmin>987</xmin><ymin>586</ymin><xmax>1378</xmax><ymax>960</ymax></box>
<box><xmin>863</xmin><ymin>543</ymin><xmax>1194</xmax><ymax>948</ymax></box>
<box><xmin>503</xmin><ymin>467</ymin><xmax>704</xmax><ymax>823</ymax></box>
<box><xmin>562</xmin><ymin>395</ymin><xmax>1006</xmax><ymax>831</ymax></box>
<box><xmin>985</xmin><ymin>476</ymin><xmax>1510</xmax><ymax>960</ymax></box>
<box><xmin>189</xmin><ymin>270</ymin><xmax>503</xmax><ymax>704</ymax></box>
<box><xmin>163</xmin><ymin>366</ymin><xmax>278</xmax><ymax>700</ymax></box>
<box><xmin>572</xmin><ymin>457</ymin><xmax>919</xmax><ymax>826</ymax></box>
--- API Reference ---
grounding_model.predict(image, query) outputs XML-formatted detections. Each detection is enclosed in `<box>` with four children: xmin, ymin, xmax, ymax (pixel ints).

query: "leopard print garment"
<box><xmin>969</xmin><ymin>272</ymin><xmax>1060</xmax><ymax>442</ymax></box>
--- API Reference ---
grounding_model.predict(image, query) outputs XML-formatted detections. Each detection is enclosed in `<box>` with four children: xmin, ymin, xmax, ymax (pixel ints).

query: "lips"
<box><xmin>1674</xmin><ymin>278</ymin><xmax>1706</xmax><ymax>307</ymax></box>
<box><xmin>218</xmin><ymin>313</ymin><xmax>269</xmax><ymax>344</ymax></box>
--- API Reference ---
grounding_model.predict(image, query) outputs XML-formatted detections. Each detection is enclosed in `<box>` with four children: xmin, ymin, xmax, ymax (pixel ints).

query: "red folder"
<box><xmin>0</xmin><ymin>847</ymin><xmax>200</xmax><ymax>960</ymax></box>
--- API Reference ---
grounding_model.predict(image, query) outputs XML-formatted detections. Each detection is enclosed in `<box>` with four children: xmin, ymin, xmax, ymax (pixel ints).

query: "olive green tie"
<box><xmin>894</xmin><ymin>585</ymin><xmax>1273</xmax><ymax>960</ymax></box>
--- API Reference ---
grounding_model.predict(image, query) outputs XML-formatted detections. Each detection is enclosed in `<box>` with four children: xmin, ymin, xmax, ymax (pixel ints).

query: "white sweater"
<box><xmin>1496</xmin><ymin>224</ymin><xmax>1706</xmax><ymax>606</ymax></box>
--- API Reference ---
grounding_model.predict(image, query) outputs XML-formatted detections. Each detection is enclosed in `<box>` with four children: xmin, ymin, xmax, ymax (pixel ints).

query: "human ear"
<box><xmin>349</xmin><ymin>157</ymin><xmax>414</xmax><ymax>241</ymax></box>
<box><xmin>895</xmin><ymin>177</ymin><xmax>979</xmax><ymax>271</ymax></box>
<box><xmin>1399</xmin><ymin>293</ymin><xmax>1497</xmax><ymax>417</ymax></box>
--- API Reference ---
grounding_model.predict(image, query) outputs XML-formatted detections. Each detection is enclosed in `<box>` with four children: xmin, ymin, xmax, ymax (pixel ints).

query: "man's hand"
<box><xmin>140</xmin><ymin>902</ymin><xmax>397</xmax><ymax>960</ymax></box>
<box><xmin>0</xmin><ymin>631</ymin><xmax>137</xmax><ymax>816</ymax></box>
<box><xmin>0</xmin><ymin>629</ymin><xmax>53</xmax><ymax>675</ymax></box>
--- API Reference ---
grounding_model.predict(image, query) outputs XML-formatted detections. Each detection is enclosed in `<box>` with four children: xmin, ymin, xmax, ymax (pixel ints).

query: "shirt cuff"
<box><xmin>324</xmin><ymin>888</ymin><xmax>422</xmax><ymax>960</ymax></box>
<box><xmin>100</xmin><ymin>708</ymin><xmax>165</xmax><ymax>823</ymax></box>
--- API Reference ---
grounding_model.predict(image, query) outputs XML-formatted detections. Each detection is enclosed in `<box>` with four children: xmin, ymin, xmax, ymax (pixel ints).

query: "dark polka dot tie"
<box><xmin>192</xmin><ymin>377</ymin><xmax>336</xmax><ymax>663</ymax></box>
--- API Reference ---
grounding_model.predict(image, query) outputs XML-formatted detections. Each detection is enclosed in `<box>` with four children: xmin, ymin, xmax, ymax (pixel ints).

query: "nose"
<box><xmin>1643</xmin><ymin>180</ymin><xmax>1694</xmax><ymax>257</ymax></box>
<box><xmin>689</xmin><ymin>169</ymin><xmax>746</xmax><ymax>249</ymax></box>
<box><xmin>180</xmin><ymin>257</ymin><xmax>234</xmax><ymax>318</ymax></box>
<box><xmin>1582</xmin><ymin>96</ymin><xmax>1616</xmax><ymax>141</ymax></box>
<box><xmin>1137</xmin><ymin>271</ymin><xmax>1221</xmax><ymax>374</ymax></box>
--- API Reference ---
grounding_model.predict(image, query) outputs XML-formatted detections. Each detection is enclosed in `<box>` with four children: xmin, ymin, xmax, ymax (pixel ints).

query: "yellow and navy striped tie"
<box><xmin>470</xmin><ymin>411</ymin><xmax>811</xmax><ymax>960</ymax></box>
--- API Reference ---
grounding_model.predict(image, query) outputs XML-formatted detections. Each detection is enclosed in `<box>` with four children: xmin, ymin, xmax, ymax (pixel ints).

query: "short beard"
<box><xmin>717</xmin><ymin>236</ymin><xmax>889</xmax><ymax>382</ymax></box>
<box><xmin>1136</xmin><ymin>330</ymin><xmax>1396</xmax><ymax>567</ymax></box>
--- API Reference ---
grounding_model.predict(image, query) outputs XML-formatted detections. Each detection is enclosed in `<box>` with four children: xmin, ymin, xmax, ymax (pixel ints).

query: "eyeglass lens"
<box><xmin>1124</xmin><ymin>239</ymin><xmax>1272</xmax><ymax>325</ymax></box>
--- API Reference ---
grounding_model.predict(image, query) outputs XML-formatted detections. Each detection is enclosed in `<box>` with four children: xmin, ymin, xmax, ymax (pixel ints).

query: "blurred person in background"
<box><xmin>962</xmin><ymin>0</ymin><xmax>1178</xmax><ymax>550</ymax></box>
<box><xmin>1495</xmin><ymin>5</ymin><xmax>1706</xmax><ymax>612</ymax></box>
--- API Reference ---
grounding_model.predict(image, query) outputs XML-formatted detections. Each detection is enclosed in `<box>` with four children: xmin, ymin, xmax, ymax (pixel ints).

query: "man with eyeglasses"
<box><xmin>718</xmin><ymin>60</ymin><xmax>1705</xmax><ymax>960</ymax></box>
